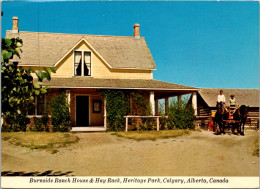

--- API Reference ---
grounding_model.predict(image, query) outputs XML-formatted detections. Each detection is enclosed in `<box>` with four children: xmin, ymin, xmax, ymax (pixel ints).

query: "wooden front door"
<box><xmin>76</xmin><ymin>96</ymin><xmax>89</xmax><ymax>126</ymax></box>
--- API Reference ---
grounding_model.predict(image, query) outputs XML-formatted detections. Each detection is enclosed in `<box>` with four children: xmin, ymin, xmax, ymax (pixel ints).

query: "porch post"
<box><xmin>66</xmin><ymin>90</ymin><xmax>71</xmax><ymax>112</ymax></box>
<box><xmin>104</xmin><ymin>98</ymin><xmax>107</xmax><ymax>130</ymax></box>
<box><xmin>178</xmin><ymin>95</ymin><xmax>182</xmax><ymax>103</ymax></box>
<box><xmin>150</xmin><ymin>91</ymin><xmax>155</xmax><ymax>115</ymax></box>
<box><xmin>192</xmin><ymin>92</ymin><xmax>197</xmax><ymax>116</ymax></box>
<box><xmin>165</xmin><ymin>97</ymin><xmax>169</xmax><ymax>115</ymax></box>
<box><xmin>155</xmin><ymin>99</ymin><xmax>159</xmax><ymax>116</ymax></box>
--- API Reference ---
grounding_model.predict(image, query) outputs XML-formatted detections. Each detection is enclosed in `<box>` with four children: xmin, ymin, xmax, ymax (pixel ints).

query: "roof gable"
<box><xmin>54</xmin><ymin>38</ymin><xmax>112</xmax><ymax>69</ymax></box>
<box><xmin>6</xmin><ymin>31</ymin><xmax>156</xmax><ymax>70</ymax></box>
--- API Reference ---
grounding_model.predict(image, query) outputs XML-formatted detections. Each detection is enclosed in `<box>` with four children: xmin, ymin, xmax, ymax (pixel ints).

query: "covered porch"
<box><xmin>44</xmin><ymin>77</ymin><xmax>199</xmax><ymax>132</ymax></box>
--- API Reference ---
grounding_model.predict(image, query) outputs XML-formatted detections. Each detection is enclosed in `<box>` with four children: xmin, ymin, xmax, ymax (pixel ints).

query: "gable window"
<box><xmin>28</xmin><ymin>95</ymin><xmax>45</xmax><ymax>116</ymax></box>
<box><xmin>74</xmin><ymin>51</ymin><xmax>91</xmax><ymax>76</ymax></box>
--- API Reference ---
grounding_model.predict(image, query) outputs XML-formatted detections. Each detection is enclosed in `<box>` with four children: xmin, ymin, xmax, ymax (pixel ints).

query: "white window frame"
<box><xmin>73</xmin><ymin>50</ymin><xmax>92</xmax><ymax>76</ymax></box>
<box><xmin>27</xmin><ymin>95</ymin><xmax>46</xmax><ymax>117</ymax></box>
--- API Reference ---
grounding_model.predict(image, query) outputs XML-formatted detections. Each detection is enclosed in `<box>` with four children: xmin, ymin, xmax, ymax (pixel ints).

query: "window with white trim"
<box><xmin>28</xmin><ymin>95</ymin><xmax>45</xmax><ymax>116</ymax></box>
<box><xmin>74</xmin><ymin>51</ymin><xmax>91</xmax><ymax>76</ymax></box>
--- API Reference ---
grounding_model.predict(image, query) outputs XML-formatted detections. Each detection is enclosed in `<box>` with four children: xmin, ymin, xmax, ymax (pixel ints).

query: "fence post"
<box><xmin>157</xmin><ymin>117</ymin><xmax>159</xmax><ymax>131</ymax></box>
<box><xmin>125</xmin><ymin>117</ymin><xmax>128</xmax><ymax>131</ymax></box>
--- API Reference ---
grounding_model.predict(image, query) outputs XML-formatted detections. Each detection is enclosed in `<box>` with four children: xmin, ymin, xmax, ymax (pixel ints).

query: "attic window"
<box><xmin>74</xmin><ymin>51</ymin><xmax>91</xmax><ymax>76</ymax></box>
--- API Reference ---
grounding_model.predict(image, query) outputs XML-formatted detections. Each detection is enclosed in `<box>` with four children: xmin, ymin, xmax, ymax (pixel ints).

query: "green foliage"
<box><xmin>130</xmin><ymin>92</ymin><xmax>154</xmax><ymax>131</ymax></box>
<box><xmin>101</xmin><ymin>90</ymin><xmax>153</xmax><ymax>131</ymax></box>
<box><xmin>1</xmin><ymin>38</ymin><xmax>23</xmax><ymax>62</ymax></box>
<box><xmin>138</xmin><ymin>118</ymin><xmax>156</xmax><ymax>131</ymax></box>
<box><xmin>130</xmin><ymin>92</ymin><xmax>152</xmax><ymax>116</ymax></box>
<box><xmin>1</xmin><ymin>37</ymin><xmax>55</xmax><ymax>132</ymax></box>
<box><xmin>50</xmin><ymin>94</ymin><xmax>71</xmax><ymax>132</ymax></box>
<box><xmin>158</xmin><ymin>102</ymin><xmax>168</xmax><ymax>130</ymax></box>
<box><xmin>167</xmin><ymin>98</ymin><xmax>195</xmax><ymax>129</ymax></box>
<box><xmin>33</xmin><ymin>117</ymin><xmax>44</xmax><ymax>132</ymax></box>
<box><xmin>1</xmin><ymin>113</ymin><xmax>30</xmax><ymax>132</ymax></box>
<box><xmin>33</xmin><ymin>112</ymin><xmax>50</xmax><ymax>132</ymax></box>
<box><xmin>102</xmin><ymin>90</ymin><xmax>130</xmax><ymax>131</ymax></box>
<box><xmin>41</xmin><ymin>110</ymin><xmax>50</xmax><ymax>132</ymax></box>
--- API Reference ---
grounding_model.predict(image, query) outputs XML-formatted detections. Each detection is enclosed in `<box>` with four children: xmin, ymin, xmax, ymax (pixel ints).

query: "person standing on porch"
<box><xmin>217</xmin><ymin>90</ymin><xmax>226</xmax><ymax>106</ymax></box>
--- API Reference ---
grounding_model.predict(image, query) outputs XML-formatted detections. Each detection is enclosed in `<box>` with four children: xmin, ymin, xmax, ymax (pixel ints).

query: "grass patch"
<box><xmin>1</xmin><ymin>132</ymin><xmax>79</xmax><ymax>153</ymax></box>
<box><xmin>111</xmin><ymin>129</ymin><xmax>191</xmax><ymax>141</ymax></box>
<box><xmin>253</xmin><ymin>137</ymin><xmax>259</xmax><ymax>157</ymax></box>
<box><xmin>194</xmin><ymin>127</ymin><xmax>202</xmax><ymax>132</ymax></box>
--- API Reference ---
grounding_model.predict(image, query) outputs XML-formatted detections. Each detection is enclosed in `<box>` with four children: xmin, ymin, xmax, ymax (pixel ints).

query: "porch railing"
<box><xmin>123</xmin><ymin>115</ymin><xmax>167</xmax><ymax>131</ymax></box>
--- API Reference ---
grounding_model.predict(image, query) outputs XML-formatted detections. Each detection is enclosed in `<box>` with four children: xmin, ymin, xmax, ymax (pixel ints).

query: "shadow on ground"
<box><xmin>1</xmin><ymin>170</ymin><xmax>74</xmax><ymax>176</ymax></box>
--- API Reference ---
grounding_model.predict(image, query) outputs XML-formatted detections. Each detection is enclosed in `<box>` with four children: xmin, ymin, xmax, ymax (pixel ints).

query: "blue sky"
<box><xmin>1</xmin><ymin>1</ymin><xmax>259</xmax><ymax>89</ymax></box>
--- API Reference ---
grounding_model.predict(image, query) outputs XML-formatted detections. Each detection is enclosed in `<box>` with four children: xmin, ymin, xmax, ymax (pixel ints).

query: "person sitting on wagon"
<box><xmin>229</xmin><ymin>94</ymin><xmax>237</xmax><ymax>114</ymax></box>
<box><xmin>217</xmin><ymin>90</ymin><xmax>226</xmax><ymax>106</ymax></box>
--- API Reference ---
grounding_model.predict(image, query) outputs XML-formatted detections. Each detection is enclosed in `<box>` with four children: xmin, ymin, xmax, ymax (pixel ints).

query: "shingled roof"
<box><xmin>43</xmin><ymin>77</ymin><xmax>198</xmax><ymax>91</ymax></box>
<box><xmin>6</xmin><ymin>31</ymin><xmax>156</xmax><ymax>70</ymax></box>
<box><xmin>198</xmin><ymin>88</ymin><xmax>259</xmax><ymax>107</ymax></box>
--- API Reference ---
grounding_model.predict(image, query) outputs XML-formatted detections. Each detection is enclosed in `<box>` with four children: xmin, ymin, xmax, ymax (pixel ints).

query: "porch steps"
<box><xmin>71</xmin><ymin>126</ymin><xmax>106</xmax><ymax>132</ymax></box>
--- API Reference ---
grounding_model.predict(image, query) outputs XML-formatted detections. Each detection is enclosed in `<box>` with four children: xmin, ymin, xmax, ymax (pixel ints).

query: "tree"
<box><xmin>1</xmin><ymin>37</ymin><xmax>55</xmax><ymax>131</ymax></box>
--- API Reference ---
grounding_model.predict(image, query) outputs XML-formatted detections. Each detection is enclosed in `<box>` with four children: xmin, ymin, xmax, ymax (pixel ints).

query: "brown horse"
<box><xmin>214</xmin><ymin>102</ymin><xmax>229</xmax><ymax>134</ymax></box>
<box><xmin>233</xmin><ymin>105</ymin><xmax>248</xmax><ymax>135</ymax></box>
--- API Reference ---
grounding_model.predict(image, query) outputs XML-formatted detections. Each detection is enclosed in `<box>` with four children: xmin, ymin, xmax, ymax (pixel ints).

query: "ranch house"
<box><xmin>6</xmin><ymin>17</ymin><xmax>199</xmax><ymax>131</ymax></box>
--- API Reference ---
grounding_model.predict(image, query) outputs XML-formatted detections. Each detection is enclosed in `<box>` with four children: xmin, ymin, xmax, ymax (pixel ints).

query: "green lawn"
<box><xmin>111</xmin><ymin>129</ymin><xmax>192</xmax><ymax>141</ymax></box>
<box><xmin>1</xmin><ymin>132</ymin><xmax>79</xmax><ymax>154</ymax></box>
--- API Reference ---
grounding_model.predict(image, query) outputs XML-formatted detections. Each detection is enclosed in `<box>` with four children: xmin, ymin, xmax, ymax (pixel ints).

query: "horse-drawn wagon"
<box><xmin>212</xmin><ymin>102</ymin><xmax>248</xmax><ymax>135</ymax></box>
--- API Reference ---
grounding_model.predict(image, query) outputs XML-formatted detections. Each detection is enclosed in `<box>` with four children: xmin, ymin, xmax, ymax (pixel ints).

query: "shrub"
<box><xmin>1</xmin><ymin>113</ymin><xmax>29</xmax><ymax>132</ymax></box>
<box><xmin>139</xmin><ymin>118</ymin><xmax>156</xmax><ymax>131</ymax></box>
<box><xmin>130</xmin><ymin>92</ymin><xmax>154</xmax><ymax>130</ymax></box>
<box><xmin>50</xmin><ymin>94</ymin><xmax>71</xmax><ymax>132</ymax></box>
<box><xmin>130</xmin><ymin>92</ymin><xmax>151</xmax><ymax>116</ymax></box>
<box><xmin>2</xmin><ymin>115</ymin><xmax>29</xmax><ymax>132</ymax></box>
<box><xmin>158</xmin><ymin>102</ymin><xmax>168</xmax><ymax>130</ymax></box>
<box><xmin>33</xmin><ymin>117</ymin><xmax>44</xmax><ymax>132</ymax></box>
<box><xmin>102</xmin><ymin>90</ymin><xmax>130</xmax><ymax>131</ymax></box>
<box><xmin>41</xmin><ymin>110</ymin><xmax>50</xmax><ymax>132</ymax></box>
<box><xmin>101</xmin><ymin>90</ymin><xmax>153</xmax><ymax>131</ymax></box>
<box><xmin>167</xmin><ymin>98</ymin><xmax>195</xmax><ymax>129</ymax></box>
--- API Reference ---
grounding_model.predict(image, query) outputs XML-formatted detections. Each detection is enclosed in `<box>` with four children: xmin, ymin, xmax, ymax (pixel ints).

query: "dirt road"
<box><xmin>2</xmin><ymin>130</ymin><xmax>259</xmax><ymax>176</ymax></box>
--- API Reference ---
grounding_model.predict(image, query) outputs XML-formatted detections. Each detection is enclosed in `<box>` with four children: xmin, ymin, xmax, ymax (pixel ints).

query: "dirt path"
<box><xmin>2</xmin><ymin>130</ymin><xmax>259</xmax><ymax>176</ymax></box>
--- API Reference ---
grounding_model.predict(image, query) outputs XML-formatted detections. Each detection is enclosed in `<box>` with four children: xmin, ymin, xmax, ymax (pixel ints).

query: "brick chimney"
<box><xmin>133</xmin><ymin>24</ymin><xmax>140</xmax><ymax>39</ymax></box>
<box><xmin>12</xmin><ymin>17</ymin><xmax>19</xmax><ymax>33</ymax></box>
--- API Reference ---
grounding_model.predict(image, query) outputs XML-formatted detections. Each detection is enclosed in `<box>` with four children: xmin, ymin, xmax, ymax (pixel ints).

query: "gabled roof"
<box><xmin>43</xmin><ymin>77</ymin><xmax>198</xmax><ymax>91</ymax></box>
<box><xmin>6</xmin><ymin>31</ymin><xmax>156</xmax><ymax>70</ymax></box>
<box><xmin>53</xmin><ymin>38</ymin><xmax>112</xmax><ymax>69</ymax></box>
<box><xmin>198</xmin><ymin>88</ymin><xmax>259</xmax><ymax>107</ymax></box>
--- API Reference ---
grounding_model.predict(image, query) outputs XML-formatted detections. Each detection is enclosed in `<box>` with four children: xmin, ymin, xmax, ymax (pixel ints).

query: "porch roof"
<box><xmin>43</xmin><ymin>77</ymin><xmax>198</xmax><ymax>91</ymax></box>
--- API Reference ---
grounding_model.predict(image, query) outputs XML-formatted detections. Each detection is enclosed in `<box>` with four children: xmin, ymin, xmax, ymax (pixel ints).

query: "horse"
<box><xmin>239</xmin><ymin>105</ymin><xmax>248</xmax><ymax>135</ymax></box>
<box><xmin>232</xmin><ymin>105</ymin><xmax>248</xmax><ymax>135</ymax></box>
<box><xmin>214</xmin><ymin>102</ymin><xmax>229</xmax><ymax>135</ymax></box>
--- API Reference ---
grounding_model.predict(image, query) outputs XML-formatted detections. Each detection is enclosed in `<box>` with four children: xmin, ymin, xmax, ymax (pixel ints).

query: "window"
<box><xmin>74</xmin><ymin>51</ymin><xmax>91</xmax><ymax>76</ymax></box>
<box><xmin>93</xmin><ymin>100</ymin><xmax>101</xmax><ymax>113</ymax></box>
<box><xmin>28</xmin><ymin>95</ymin><xmax>45</xmax><ymax>116</ymax></box>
